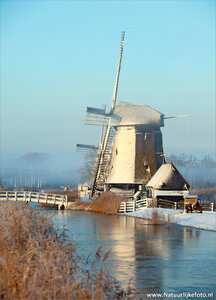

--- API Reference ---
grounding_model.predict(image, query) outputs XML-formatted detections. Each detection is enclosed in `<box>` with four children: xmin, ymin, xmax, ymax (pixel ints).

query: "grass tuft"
<box><xmin>151</xmin><ymin>209</ymin><xmax>171</xmax><ymax>225</ymax></box>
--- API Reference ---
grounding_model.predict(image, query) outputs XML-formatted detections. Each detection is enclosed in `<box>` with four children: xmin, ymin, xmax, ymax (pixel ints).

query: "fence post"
<box><xmin>174</xmin><ymin>202</ymin><xmax>178</xmax><ymax>210</ymax></box>
<box><xmin>124</xmin><ymin>202</ymin><xmax>126</xmax><ymax>213</ymax></box>
<box><xmin>15</xmin><ymin>191</ymin><xmax>17</xmax><ymax>201</ymax></box>
<box><xmin>211</xmin><ymin>202</ymin><xmax>214</xmax><ymax>212</ymax></box>
<box><xmin>156</xmin><ymin>198</ymin><xmax>158</xmax><ymax>208</ymax></box>
<box><xmin>6</xmin><ymin>191</ymin><xmax>8</xmax><ymax>201</ymax></box>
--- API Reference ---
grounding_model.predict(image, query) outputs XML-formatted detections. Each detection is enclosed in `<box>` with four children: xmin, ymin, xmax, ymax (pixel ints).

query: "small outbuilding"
<box><xmin>146</xmin><ymin>162</ymin><xmax>190</xmax><ymax>202</ymax></box>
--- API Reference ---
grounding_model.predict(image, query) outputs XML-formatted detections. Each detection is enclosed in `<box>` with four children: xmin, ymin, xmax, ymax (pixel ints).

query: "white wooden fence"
<box><xmin>118</xmin><ymin>198</ymin><xmax>148</xmax><ymax>213</ymax></box>
<box><xmin>119</xmin><ymin>197</ymin><xmax>215</xmax><ymax>213</ymax></box>
<box><xmin>196</xmin><ymin>200</ymin><xmax>215</xmax><ymax>211</ymax></box>
<box><xmin>0</xmin><ymin>191</ymin><xmax>68</xmax><ymax>209</ymax></box>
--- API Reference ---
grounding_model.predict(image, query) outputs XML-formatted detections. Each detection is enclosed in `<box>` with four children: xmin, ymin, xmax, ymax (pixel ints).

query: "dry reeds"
<box><xmin>65</xmin><ymin>189</ymin><xmax>79</xmax><ymax>202</ymax></box>
<box><xmin>151</xmin><ymin>209</ymin><xmax>171</xmax><ymax>226</ymax></box>
<box><xmin>67</xmin><ymin>201</ymin><xmax>90</xmax><ymax>211</ymax></box>
<box><xmin>0</xmin><ymin>202</ymin><xmax>131</xmax><ymax>299</ymax></box>
<box><xmin>90</xmin><ymin>192</ymin><xmax>124</xmax><ymax>214</ymax></box>
<box><xmin>68</xmin><ymin>192</ymin><xmax>124</xmax><ymax>215</ymax></box>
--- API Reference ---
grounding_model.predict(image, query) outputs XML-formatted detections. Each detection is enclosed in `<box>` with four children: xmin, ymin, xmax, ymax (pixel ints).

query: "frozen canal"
<box><xmin>44</xmin><ymin>209</ymin><xmax>216</xmax><ymax>297</ymax></box>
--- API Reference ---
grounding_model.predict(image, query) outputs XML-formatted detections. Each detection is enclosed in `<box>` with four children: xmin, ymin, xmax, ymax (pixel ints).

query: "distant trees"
<box><xmin>22</xmin><ymin>152</ymin><xmax>49</xmax><ymax>164</ymax></box>
<box><xmin>167</xmin><ymin>153</ymin><xmax>216</xmax><ymax>189</ymax></box>
<box><xmin>167</xmin><ymin>153</ymin><xmax>216</xmax><ymax>169</ymax></box>
<box><xmin>79</xmin><ymin>150</ymin><xmax>97</xmax><ymax>185</ymax></box>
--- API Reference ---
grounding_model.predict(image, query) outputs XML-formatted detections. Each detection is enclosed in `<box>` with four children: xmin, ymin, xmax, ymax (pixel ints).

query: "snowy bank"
<box><xmin>126</xmin><ymin>208</ymin><xmax>216</xmax><ymax>231</ymax></box>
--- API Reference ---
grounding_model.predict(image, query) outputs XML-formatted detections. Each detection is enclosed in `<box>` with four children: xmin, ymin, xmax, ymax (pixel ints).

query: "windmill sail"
<box><xmin>90</xmin><ymin>32</ymin><xmax>125</xmax><ymax>196</ymax></box>
<box><xmin>76</xmin><ymin>144</ymin><xmax>98</xmax><ymax>152</ymax></box>
<box><xmin>86</xmin><ymin>107</ymin><xmax>106</xmax><ymax>115</ymax></box>
<box><xmin>85</xmin><ymin>106</ymin><xmax>107</xmax><ymax>125</ymax></box>
<box><xmin>164</xmin><ymin>114</ymin><xmax>194</xmax><ymax>119</ymax></box>
<box><xmin>109</xmin><ymin>31</ymin><xmax>125</xmax><ymax>115</ymax></box>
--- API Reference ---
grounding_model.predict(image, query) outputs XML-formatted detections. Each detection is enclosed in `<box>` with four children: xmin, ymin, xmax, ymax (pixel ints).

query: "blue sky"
<box><xmin>0</xmin><ymin>0</ymin><xmax>215</xmax><ymax>179</ymax></box>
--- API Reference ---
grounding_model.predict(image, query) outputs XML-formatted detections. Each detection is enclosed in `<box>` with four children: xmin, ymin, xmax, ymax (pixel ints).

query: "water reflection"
<box><xmin>44</xmin><ymin>210</ymin><xmax>216</xmax><ymax>295</ymax></box>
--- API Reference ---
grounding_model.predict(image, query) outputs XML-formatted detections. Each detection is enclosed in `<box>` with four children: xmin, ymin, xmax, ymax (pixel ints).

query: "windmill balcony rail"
<box><xmin>0</xmin><ymin>191</ymin><xmax>68</xmax><ymax>209</ymax></box>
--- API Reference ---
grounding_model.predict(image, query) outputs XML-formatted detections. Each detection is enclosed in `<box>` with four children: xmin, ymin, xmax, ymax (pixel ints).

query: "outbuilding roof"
<box><xmin>146</xmin><ymin>163</ymin><xmax>190</xmax><ymax>191</ymax></box>
<box><xmin>111</xmin><ymin>101</ymin><xmax>164</xmax><ymax>127</ymax></box>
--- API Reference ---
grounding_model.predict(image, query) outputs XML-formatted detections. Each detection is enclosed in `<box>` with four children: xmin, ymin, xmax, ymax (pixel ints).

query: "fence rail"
<box><xmin>0</xmin><ymin>191</ymin><xmax>68</xmax><ymax>209</ymax></box>
<box><xmin>157</xmin><ymin>198</ymin><xmax>177</xmax><ymax>209</ymax></box>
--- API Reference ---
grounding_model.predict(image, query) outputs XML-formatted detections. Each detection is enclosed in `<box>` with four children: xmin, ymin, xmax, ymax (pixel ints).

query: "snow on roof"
<box><xmin>146</xmin><ymin>163</ymin><xmax>190</xmax><ymax>190</ymax></box>
<box><xmin>111</xmin><ymin>101</ymin><xmax>164</xmax><ymax>127</ymax></box>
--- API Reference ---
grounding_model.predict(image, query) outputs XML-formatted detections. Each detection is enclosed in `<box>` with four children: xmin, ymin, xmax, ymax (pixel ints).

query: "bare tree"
<box><xmin>79</xmin><ymin>150</ymin><xmax>97</xmax><ymax>184</ymax></box>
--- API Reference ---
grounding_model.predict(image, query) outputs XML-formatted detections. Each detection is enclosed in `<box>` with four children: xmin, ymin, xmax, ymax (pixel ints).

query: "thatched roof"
<box><xmin>146</xmin><ymin>163</ymin><xmax>190</xmax><ymax>191</ymax></box>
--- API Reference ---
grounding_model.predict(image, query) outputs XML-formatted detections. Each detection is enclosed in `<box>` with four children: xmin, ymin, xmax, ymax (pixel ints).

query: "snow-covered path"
<box><xmin>126</xmin><ymin>208</ymin><xmax>216</xmax><ymax>231</ymax></box>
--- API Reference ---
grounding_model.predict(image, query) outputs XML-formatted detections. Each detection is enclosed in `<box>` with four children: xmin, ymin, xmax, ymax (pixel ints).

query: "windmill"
<box><xmin>60</xmin><ymin>183</ymin><xmax>69</xmax><ymax>191</ymax></box>
<box><xmin>77</xmin><ymin>32</ymin><xmax>193</xmax><ymax>197</ymax></box>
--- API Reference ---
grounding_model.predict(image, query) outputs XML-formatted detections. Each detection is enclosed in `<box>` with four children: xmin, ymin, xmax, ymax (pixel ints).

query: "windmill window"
<box><xmin>144</xmin><ymin>165</ymin><xmax>150</xmax><ymax>172</ymax></box>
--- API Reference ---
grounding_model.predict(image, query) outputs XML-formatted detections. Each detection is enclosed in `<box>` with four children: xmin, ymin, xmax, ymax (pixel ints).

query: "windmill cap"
<box><xmin>111</xmin><ymin>101</ymin><xmax>164</xmax><ymax>127</ymax></box>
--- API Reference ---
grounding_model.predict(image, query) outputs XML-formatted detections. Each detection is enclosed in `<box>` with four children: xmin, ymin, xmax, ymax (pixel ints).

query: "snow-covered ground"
<box><xmin>127</xmin><ymin>208</ymin><xmax>216</xmax><ymax>231</ymax></box>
